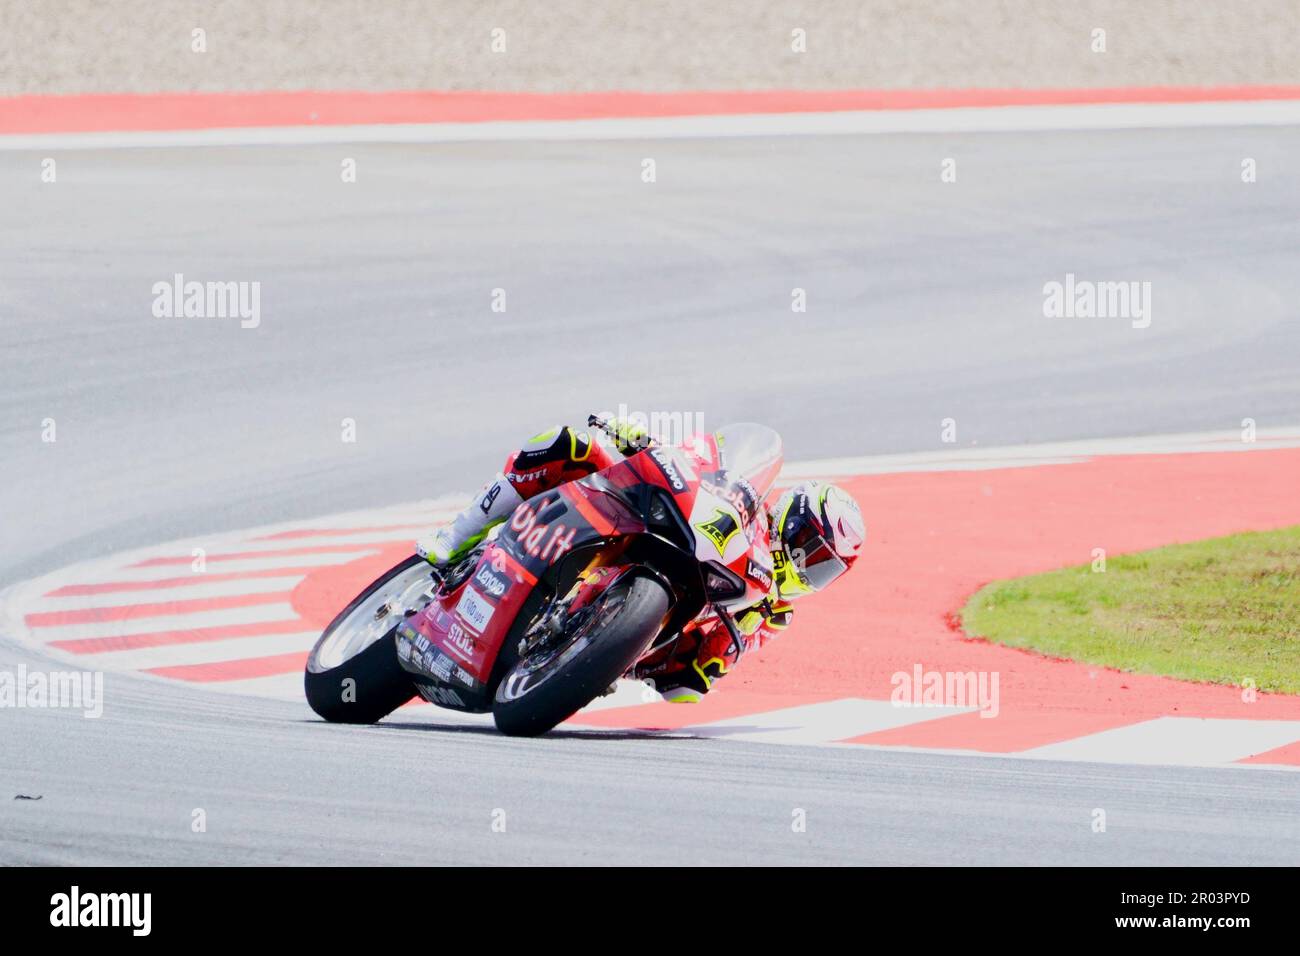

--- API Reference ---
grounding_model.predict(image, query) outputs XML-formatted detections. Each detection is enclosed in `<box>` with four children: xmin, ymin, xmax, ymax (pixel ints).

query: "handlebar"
<box><xmin>587</xmin><ymin>414</ymin><xmax>657</xmax><ymax>451</ymax></box>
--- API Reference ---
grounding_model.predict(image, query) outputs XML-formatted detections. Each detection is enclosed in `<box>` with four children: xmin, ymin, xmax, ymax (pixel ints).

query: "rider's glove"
<box><xmin>766</xmin><ymin>599</ymin><xmax>794</xmax><ymax>629</ymax></box>
<box><xmin>735</xmin><ymin>599</ymin><xmax>793</xmax><ymax>635</ymax></box>
<box><xmin>607</xmin><ymin>416</ymin><xmax>651</xmax><ymax>455</ymax></box>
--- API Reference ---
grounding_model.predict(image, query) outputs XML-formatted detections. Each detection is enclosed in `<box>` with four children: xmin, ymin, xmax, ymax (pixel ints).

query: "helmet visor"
<box><xmin>786</xmin><ymin>524</ymin><xmax>849</xmax><ymax>591</ymax></box>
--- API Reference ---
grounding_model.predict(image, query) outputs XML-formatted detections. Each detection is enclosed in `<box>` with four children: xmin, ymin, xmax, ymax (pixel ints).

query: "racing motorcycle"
<box><xmin>304</xmin><ymin>416</ymin><xmax>782</xmax><ymax>736</ymax></box>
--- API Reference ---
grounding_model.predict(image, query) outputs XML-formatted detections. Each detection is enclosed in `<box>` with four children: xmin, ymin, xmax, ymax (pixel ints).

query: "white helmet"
<box><xmin>771</xmin><ymin>481</ymin><xmax>865</xmax><ymax>596</ymax></box>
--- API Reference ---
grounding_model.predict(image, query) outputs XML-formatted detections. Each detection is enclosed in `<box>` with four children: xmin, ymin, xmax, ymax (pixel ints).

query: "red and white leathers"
<box><xmin>416</xmin><ymin>424</ymin><xmax>623</xmax><ymax>567</ymax></box>
<box><xmin>417</xmin><ymin>423</ymin><xmax>797</xmax><ymax>702</ymax></box>
<box><xmin>632</xmin><ymin>557</ymin><xmax>793</xmax><ymax>702</ymax></box>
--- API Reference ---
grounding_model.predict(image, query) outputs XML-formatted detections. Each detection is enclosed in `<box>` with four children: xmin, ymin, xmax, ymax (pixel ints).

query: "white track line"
<box><xmin>1021</xmin><ymin>717</ymin><xmax>1300</xmax><ymax>767</ymax></box>
<box><xmin>577</xmin><ymin>678</ymin><xmax>663</xmax><ymax>711</ymax></box>
<box><xmin>27</xmin><ymin>602</ymin><xmax>300</xmax><ymax>643</ymax></box>
<box><xmin>677</xmin><ymin>699</ymin><xmax>975</xmax><ymax>745</ymax></box>
<box><xmin>162</xmin><ymin>530</ymin><xmax>424</xmax><ymax>552</ymax></box>
<box><xmin>244</xmin><ymin>529</ymin><xmax>425</xmax><ymax>545</ymax></box>
<box><xmin>196</xmin><ymin>671</ymin><xmax>309</xmax><ymax>700</ymax></box>
<box><xmin>72</xmin><ymin>630</ymin><xmax>321</xmax><ymax>671</ymax></box>
<box><xmin>32</xmin><ymin>574</ymin><xmax>306</xmax><ymax>610</ymax></box>
<box><xmin>5</xmin><ymin>99</ymin><xmax>1300</xmax><ymax>152</ymax></box>
<box><xmin>119</xmin><ymin>551</ymin><xmax>384</xmax><ymax>577</ymax></box>
<box><xmin>783</xmin><ymin>426</ymin><xmax>1300</xmax><ymax>479</ymax></box>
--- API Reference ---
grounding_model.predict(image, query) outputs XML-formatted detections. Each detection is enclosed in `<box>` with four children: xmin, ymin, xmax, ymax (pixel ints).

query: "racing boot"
<box><xmin>416</xmin><ymin>474</ymin><xmax>523</xmax><ymax>567</ymax></box>
<box><xmin>417</xmin><ymin>422</ymin><xmax>620</xmax><ymax>568</ymax></box>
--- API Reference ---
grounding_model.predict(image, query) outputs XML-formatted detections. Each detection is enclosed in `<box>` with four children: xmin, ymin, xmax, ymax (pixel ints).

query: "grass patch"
<box><xmin>961</xmin><ymin>526</ymin><xmax>1300</xmax><ymax>693</ymax></box>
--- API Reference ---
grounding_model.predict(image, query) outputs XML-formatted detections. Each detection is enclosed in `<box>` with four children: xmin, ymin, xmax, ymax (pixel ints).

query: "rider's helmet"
<box><xmin>770</xmin><ymin>481</ymin><xmax>865</xmax><ymax>597</ymax></box>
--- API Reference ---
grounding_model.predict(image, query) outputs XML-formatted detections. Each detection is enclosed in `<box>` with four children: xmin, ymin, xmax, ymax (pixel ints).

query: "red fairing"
<box><xmin>409</xmin><ymin>542</ymin><xmax>537</xmax><ymax>685</ymax></box>
<box><xmin>629</xmin><ymin>437</ymin><xmax>779</xmax><ymax>609</ymax></box>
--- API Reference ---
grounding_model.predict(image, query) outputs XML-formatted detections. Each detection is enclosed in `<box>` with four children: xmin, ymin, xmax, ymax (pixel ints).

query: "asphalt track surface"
<box><xmin>3</xmin><ymin>124</ymin><xmax>1300</xmax><ymax>864</ymax></box>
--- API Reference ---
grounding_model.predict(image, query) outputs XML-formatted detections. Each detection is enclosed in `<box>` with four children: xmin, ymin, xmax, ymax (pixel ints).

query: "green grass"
<box><xmin>961</xmin><ymin>526</ymin><xmax>1300</xmax><ymax>693</ymax></box>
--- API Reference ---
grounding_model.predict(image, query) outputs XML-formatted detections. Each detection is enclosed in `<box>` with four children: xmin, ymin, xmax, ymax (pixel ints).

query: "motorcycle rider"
<box><xmin>416</xmin><ymin>418</ymin><xmax>865</xmax><ymax>702</ymax></box>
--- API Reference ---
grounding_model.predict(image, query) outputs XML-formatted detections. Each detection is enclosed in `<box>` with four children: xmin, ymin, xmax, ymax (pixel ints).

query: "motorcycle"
<box><xmin>303</xmin><ymin>416</ymin><xmax>783</xmax><ymax>736</ymax></box>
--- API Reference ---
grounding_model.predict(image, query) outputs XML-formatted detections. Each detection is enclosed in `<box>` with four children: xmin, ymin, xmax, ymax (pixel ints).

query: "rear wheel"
<box><xmin>493</xmin><ymin>574</ymin><xmax>670</xmax><ymax>737</ymax></box>
<box><xmin>304</xmin><ymin>556</ymin><xmax>434</xmax><ymax>724</ymax></box>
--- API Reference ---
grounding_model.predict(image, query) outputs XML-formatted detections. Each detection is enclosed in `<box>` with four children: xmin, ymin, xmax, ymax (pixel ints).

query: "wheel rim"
<box><xmin>311</xmin><ymin>563</ymin><xmax>436</xmax><ymax>672</ymax></box>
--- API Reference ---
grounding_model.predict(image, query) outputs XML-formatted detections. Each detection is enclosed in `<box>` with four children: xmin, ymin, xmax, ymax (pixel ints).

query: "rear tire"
<box><xmin>304</xmin><ymin>557</ymin><xmax>427</xmax><ymax>724</ymax></box>
<box><xmin>493</xmin><ymin>574</ymin><xmax>670</xmax><ymax>737</ymax></box>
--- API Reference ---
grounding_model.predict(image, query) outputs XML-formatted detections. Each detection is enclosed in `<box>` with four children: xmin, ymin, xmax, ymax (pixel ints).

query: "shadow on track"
<box><xmin>299</xmin><ymin>718</ymin><xmax>698</xmax><ymax>743</ymax></box>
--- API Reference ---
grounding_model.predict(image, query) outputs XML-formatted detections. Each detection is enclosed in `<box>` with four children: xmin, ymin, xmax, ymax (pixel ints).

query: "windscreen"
<box><xmin>706</xmin><ymin>423</ymin><xmax>784</xmax><ymax>525</ymax></box>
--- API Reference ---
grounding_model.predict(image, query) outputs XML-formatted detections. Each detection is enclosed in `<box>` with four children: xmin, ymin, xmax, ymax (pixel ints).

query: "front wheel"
<box><xmin>304</xmin><ymin>556</ymin><xmax>434</xmax><ymax>724</ymax></box>
<box><xmin>493</xmin><ymin>574</ymin><xmax>670</xmax><ymax>737</ymax></box>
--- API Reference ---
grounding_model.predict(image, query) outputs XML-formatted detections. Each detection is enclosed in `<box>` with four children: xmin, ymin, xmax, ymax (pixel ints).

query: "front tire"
<box><xmin>304</xmin><ymin>556</ymin><xmax>431</xmax><ymax>724</ymax></box>
<box><xmin>493</xmin><ymin>574</ymin><xmax>670</xmax><ymax>737</ymax></box>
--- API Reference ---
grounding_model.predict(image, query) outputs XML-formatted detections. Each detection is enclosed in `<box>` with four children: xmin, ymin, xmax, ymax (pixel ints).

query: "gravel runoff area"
<box><xmin>3</xmin><ymin>0</ymin><xmax>1300</xmax><ymax>96</ymax></box>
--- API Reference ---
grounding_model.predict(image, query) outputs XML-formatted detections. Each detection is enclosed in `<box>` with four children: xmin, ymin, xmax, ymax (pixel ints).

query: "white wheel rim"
<box><xmin>313</xmin><ymin>563</ymin><xmax>436</xmax><ymax>671</ymax></box>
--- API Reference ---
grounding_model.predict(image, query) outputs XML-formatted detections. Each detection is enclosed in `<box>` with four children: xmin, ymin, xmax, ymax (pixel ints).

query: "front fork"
<box><xmin>710</xmin><ymin>603</ymin><xmax>747</xmax><ymax>661</ymax></box>
<box><xmin>518</xmin><ymin>555</ymin><xmax>674</xmax><ymax>660</ymax></box>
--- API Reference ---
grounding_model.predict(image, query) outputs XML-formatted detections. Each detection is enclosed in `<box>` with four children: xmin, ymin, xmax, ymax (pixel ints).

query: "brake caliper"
<box><xmin>517</xmin><ymin>565</ymin><xmax>625</xmax><ymax>656</ymax></box>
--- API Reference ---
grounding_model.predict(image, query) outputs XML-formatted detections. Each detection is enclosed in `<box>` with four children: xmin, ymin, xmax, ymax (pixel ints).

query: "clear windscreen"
<box><xmin>706</xmin><ymin>423</ymin><xmax>784</xmax><ymax>525</ymax></box>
